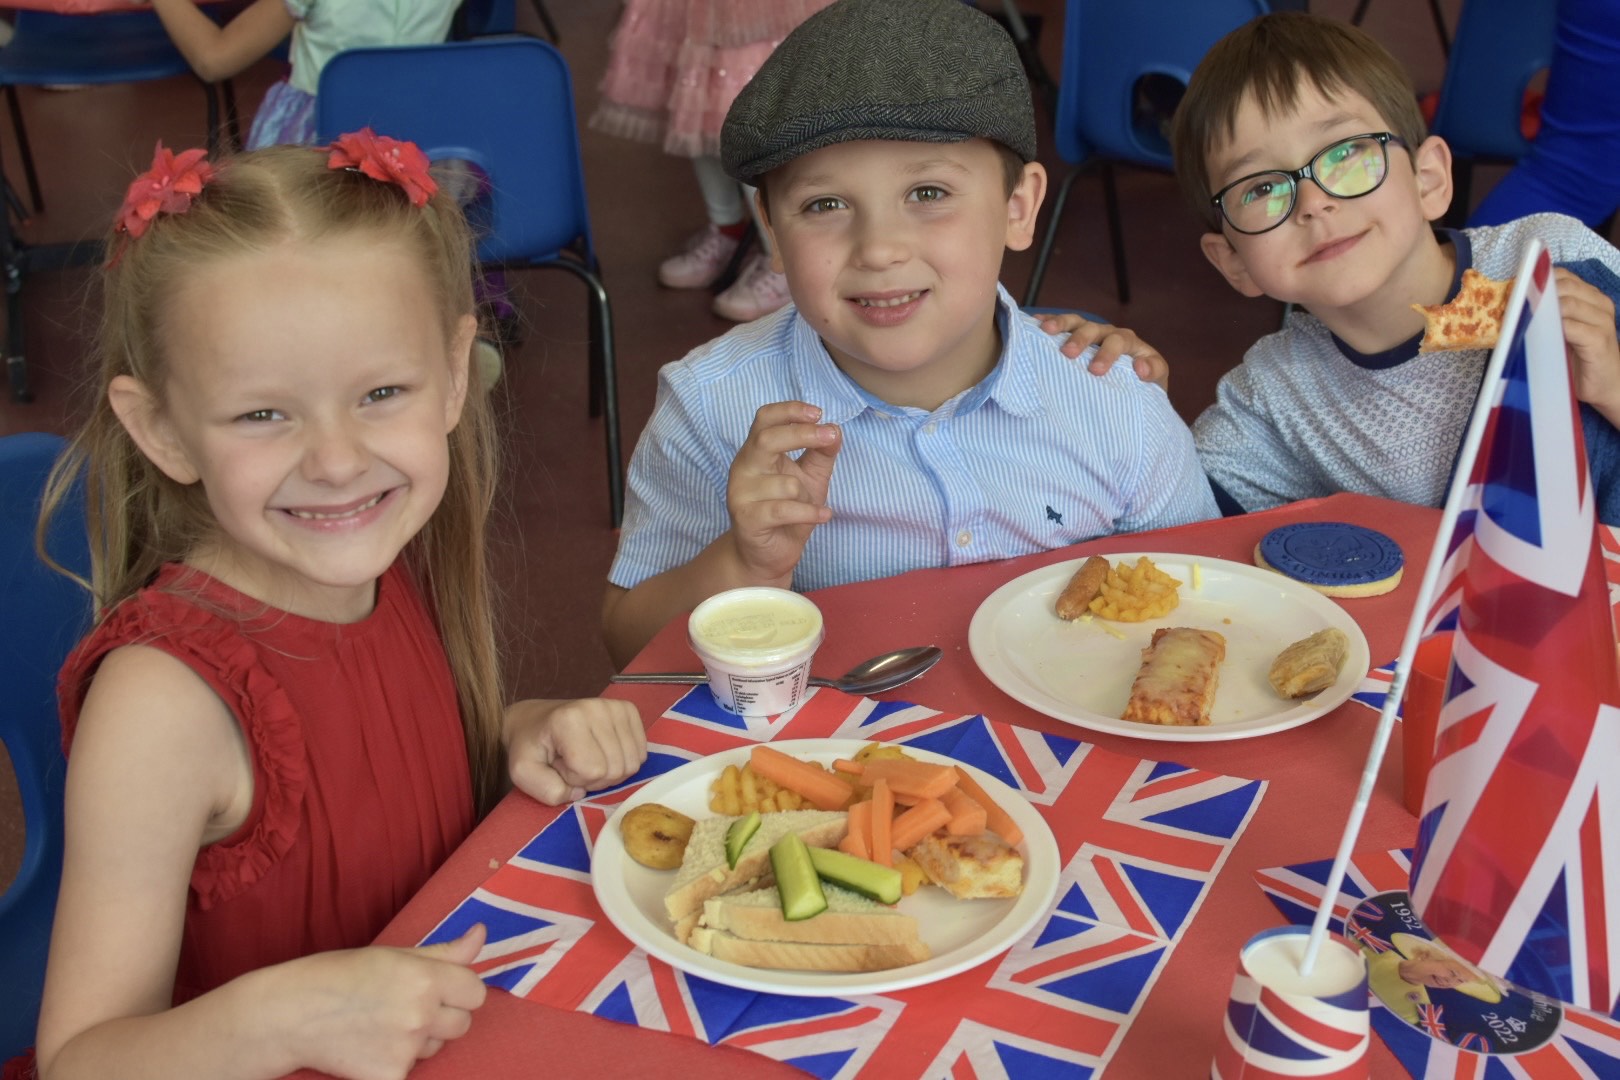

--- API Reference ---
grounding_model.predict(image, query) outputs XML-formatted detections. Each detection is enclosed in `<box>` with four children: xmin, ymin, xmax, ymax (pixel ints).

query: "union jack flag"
<box><xmin>1416</xmin><ymin>1002</ymin><xmax>1447</xmax><ymax>1039</ymax></box>
<box><xmin>1345</xmin><ymin>923</ymin><xmax>1391</xmax><ymax>955</ymax></box>
<box><xmin>1256</xmin><ymin>848</ymin><xmax>1620</xmax><ymax>1077</ymax></box>
<box><xmin>1405</xmin><ymin>242</ymin><xmax>1620</xmax><ymax>1019</ymax></box>
<box><xmin>421</xmin><ymin>688</ymin><xmax>1264</xmax><ymax>1078</ymax></box>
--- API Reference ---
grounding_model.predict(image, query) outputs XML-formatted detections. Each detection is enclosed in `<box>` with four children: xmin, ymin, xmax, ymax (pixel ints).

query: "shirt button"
<box><xmin>923</xmin><ymin>423</ymin><xmax>936</xmax><ymax>435</ymax></box>
<box><xmin>955</xmin><ymin>530</ymin><xmax>972</xmax><ymax>547</ymax></box>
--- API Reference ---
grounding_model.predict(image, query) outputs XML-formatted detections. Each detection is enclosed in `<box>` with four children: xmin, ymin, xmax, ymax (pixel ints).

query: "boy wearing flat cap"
<box><xmin>602</xmin><ymin>0</ymin><xmax>1217</xmax><ymax>666</ymax></box>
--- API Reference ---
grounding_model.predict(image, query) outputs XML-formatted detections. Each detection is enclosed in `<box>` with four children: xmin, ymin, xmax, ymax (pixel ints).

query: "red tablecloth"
<box><xmin>288</xmin><ymin>492</ymin><xmax>1439</xmax><ymax>1078</ymax></box>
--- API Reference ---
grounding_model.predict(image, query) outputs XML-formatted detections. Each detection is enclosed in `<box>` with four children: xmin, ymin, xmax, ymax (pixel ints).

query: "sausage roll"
<box><xmin>1268</xmin><ymin>627</ymin><xmax>1349</xmax><ymax>699</ymax></box>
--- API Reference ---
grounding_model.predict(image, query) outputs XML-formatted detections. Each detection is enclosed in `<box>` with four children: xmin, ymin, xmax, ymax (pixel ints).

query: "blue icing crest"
<box><xmin>1259</xmin><ymin>522</ymin><xmax>1403</xmax><ymax>584</ymax></box>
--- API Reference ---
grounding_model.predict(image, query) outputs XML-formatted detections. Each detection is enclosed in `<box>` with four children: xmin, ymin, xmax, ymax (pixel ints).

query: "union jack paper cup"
<box><xmin>1212</xmin><ymin>927</ymin><xmax>1371</xmax><ymax>1079</ymax></box>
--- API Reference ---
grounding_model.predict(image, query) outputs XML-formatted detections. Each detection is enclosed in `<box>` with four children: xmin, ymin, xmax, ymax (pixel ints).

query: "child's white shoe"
<box><xmin>657</xmin><ymin>224</ymin><xmax>741</xmax><ymax>289</ymax></box>
<box><xmin>712</xmin><ymin>252</ymin><xmax>792</xmax><ymax>322</ymax></box>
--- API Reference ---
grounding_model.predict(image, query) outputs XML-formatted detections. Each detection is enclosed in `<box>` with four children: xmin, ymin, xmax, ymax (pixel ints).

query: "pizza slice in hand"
<box><xmin>1411</xmin><ymin>268</ymin><xmax>1514</xmax><ymax>352</ymax></box>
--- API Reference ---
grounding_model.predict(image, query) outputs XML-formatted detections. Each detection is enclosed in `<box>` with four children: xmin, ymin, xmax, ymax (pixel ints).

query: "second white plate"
<box><xmin>591</xmin><ymin>739</ymin><xmax>1060</xmax><ymax>997</ymax></box>
<box><xmin>967</xmin><ymin>553</ymin><xmax>1371</xmax><ymax>741</ymax></box>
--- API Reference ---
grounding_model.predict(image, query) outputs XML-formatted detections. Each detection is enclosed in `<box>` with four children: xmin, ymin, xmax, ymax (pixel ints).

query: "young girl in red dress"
<box><xmin>22</xmin><ymin>133</ymin><xmax>646</xmax><ymax>1080</ymax></box>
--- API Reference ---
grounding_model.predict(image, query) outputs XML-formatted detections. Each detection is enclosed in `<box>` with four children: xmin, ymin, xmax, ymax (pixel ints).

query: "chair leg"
<box><xmin>201</xmin><ymin>78</ymin><xmax>223</xmax><ymax>156</ymax></box>
<box><xmin>540</xmin><ymin>259</ymin><xmax>625</xmax><ymax>527</ymax></box>
<box><xmin>6</xmin><ymin>257</ymin><xmax>31</xmax><ymax>404</ymax></box>
<box><xmin>528</xmin><ymin>0</ymin><xmax>559</xmax><ymax>42</ymax></box>
<box><xmin>1100</xmin><ymin>161</ymin><xmax>1130</xmax><ymax>305</ymax></box>
<box><xmin>221</xmin><ymin>78</ymin><xmax>244</xmax><ymax>152</ymax></box>
<box><xmin>1444</xmin><ymin>159</ymin><xmax>1474</xmax><ymax>230</ymax></box>
<box><xmin>5</xmin><ymin>86</ymin><xmax>45</xmax><ymax>215</ymax></box>
<box><xmin>1022</xmin><ymin>166</ymin><xmax>1082</xmax><ymax>308</ymax></box>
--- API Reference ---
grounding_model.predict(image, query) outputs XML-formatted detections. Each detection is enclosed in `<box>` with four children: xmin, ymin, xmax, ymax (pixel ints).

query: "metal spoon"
<box><xmin>611</xmin><ymin>645</ymin><xmax>944</xmax><ymax>696</ymax></box>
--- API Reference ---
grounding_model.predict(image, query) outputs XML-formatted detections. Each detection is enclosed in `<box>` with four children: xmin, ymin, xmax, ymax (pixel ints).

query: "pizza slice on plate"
<box><xmin>1411</xmin><ymin>268</ymin><xmax>1514</xmax><ymax>352</ymax></box>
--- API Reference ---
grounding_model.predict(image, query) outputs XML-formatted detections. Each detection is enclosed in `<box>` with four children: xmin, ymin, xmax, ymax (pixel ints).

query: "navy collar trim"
<box><xmin>1331</xmin><ymin>228</ymin><xmax>1472</xmax><ymax>370</ymax></box>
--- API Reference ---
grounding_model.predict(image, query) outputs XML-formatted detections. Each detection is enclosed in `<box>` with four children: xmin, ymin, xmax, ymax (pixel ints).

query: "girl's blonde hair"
<box><xmin>38</xmin><ymin>142</ymin><xmax>506</xmax><ymax>811</ymax></box>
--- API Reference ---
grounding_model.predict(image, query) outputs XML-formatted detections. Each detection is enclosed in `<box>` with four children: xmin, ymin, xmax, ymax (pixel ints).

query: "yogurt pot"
<box><xmin>687</xmin><ymin>587</ymin><xmax>824</xmax><ymax>716</ymax></box>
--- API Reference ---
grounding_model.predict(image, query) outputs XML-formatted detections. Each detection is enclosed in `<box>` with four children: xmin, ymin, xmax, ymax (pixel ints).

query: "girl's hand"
<box><xmin>725</xmin><ymin>400</ymin><xmax>842</xmax><ymax>585</ymax></box>
<box><xmin>1038</xmin><ymin>313</ymin><xmax>1171</xmax><ymax>389</ymax></box>
<box><xmin>505</xmin><ymin>697</ymin><xmax>648</xmax><ymax>804</ymax></box>
<box><xmin>276</xmin><ymin>926</ymin><xmax>488</xmax><ymax>1080</ymax></box>
<box><xmin>1554</xmin><ymin>268</ymin><xmax>1620</xmax><ymax>427</ymax></box>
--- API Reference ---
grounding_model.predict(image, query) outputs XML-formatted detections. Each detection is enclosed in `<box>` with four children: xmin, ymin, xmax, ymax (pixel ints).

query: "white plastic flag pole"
<box><xmin>1296</xmin><ymin>239</ymin><xmax>1549</xmax><ymax>976</ymax></box>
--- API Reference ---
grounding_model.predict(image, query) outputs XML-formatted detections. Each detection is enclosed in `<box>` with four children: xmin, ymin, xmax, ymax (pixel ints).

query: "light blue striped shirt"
<box><xmin>609</xmin><ymin>286</ymin><xmax>1218</xmax><ymax>593</ymax></box>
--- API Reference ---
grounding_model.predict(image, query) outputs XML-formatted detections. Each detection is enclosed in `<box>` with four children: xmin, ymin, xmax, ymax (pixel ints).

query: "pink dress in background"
<box><xmin>592</xmin><ymin>0</ymin><xmax>835</xmax><ymax>158</ymax></box>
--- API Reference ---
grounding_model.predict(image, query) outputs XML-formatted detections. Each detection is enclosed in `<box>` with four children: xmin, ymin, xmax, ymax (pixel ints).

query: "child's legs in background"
<box><xmin>659</xmin><ymin>155</ymin><xmax>750</xmax><ymax>289</ymax></box>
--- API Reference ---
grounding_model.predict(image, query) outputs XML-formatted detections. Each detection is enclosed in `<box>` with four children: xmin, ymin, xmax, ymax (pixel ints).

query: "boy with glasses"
<box><xmin>1171</xmin><ymin>12</ymin><xmax>1620</xmax><ymax>517</ymax></box>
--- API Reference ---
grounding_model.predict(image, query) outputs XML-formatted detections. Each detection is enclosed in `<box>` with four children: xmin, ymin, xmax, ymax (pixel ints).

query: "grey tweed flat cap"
<box><xmin>720</xmin><ymin>0</ymin><xmax>1036</xmax><ymax>185</ymax></box>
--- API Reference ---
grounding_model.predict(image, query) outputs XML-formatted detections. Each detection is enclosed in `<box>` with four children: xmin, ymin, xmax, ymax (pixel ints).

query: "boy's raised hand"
<box><xmin>726</xmin><ymin>401</ymin><xmax>842</xmax><ymax>584</ymax></box>
<box><xmin>1039</xmin><ymin>312</ymin><xmax>1171</xmax><ymax>389</ymax></box>
<box><xmin>280</xmin><ymin>926</ymin><xmax>488</xmax><ymax>1080</ymax></box>
<box><xmin>1554</xmin><ymin>268</ymin><xmax>1620</xmax><ymax>427</ymax></box>
<box><xmin>505</xmin><ymin>696</ymin><xmax>648</xmax><ymax>805</ymax></box>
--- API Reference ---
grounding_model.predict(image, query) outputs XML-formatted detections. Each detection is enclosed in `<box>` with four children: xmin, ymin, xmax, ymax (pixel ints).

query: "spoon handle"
<box><xmin>610</xmin><ymin>672</ymin><xmax>836</xmax><ymax>688</ymax></box>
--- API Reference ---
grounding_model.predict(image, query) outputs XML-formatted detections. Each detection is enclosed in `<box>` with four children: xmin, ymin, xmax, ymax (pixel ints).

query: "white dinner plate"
<box><xmin>968</xmin><ymin>553</ymin><xmax>1371</xmax><ymax>742</ymax></box>
<box><xmin>591</xmin><ymin>739</ymin><xmax>1060</xmax><ymax>997</ymax></box>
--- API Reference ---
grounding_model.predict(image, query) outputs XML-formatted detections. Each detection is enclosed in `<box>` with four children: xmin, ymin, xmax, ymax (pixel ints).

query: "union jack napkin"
<box><xmin>1348</xmin><ymin>524</ymin><xmax>1620</xmax><ymax>720</ymax></box>
<box><xmin>421</xmin><ymin>688</ymin><xmax>1265</xmax><ymax>1078</ymax></box>
<box><xmin>1255</xmin><ymin>850</ymin><xmax>1620</xmax><ymax>1075</ymax></box>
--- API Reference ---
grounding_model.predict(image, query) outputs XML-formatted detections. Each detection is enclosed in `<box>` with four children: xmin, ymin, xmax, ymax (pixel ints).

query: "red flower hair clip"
<box><xmin>326</xmin><ymin>128</ymin><xmax>437</xmax><ymax>207</ymax></box>
<box><xmin>117</xmin><ymin>142</ymin><xmax>215</xmax><ymax>239</ymax></box>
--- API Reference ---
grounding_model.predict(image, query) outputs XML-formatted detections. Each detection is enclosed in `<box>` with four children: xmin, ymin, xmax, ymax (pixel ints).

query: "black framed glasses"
<box><xmin>1209</xmin><ymin>132</ymin><xmax>1409</xmax><ymax>235</ymax></box>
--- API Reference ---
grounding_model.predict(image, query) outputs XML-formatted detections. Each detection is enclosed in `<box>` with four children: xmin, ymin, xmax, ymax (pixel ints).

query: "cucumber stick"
<box><xmin>725</xmin><ymin>811</ymin><xmax>761</xmax><ymax>869</ymax></box>
<box><xmin>770</xmin><ymin>834</ymin><xmax>828</xmax><ymax>921</ymax></box>
<box><xmin>808</xmin><ymin>845</ymin><xmax>903</xmax><ymax>904</ymax></box>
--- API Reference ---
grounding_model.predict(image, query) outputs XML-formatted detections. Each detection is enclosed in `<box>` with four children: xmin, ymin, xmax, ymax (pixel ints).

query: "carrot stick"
<box><xmin>840</xmin><ymin>800</ymin><xmax>872</xmax><ymax>859</ymax></box>
<box><xmin>870</xmin><ymin>778</ymin><xmax>893</xmax><ymax>866</ymax></box>
<box><xmin>953</xmin><ymin>766</ymin><xmax>1023</xmax><ymax>846</ymax></box>
<box><xmin>942</xmin><ymin>787</ymin><xmax>988</xmax><ymax>836</ymax></box>
<box><xmin>832</xmin><ymin>758</ymin><xmax>864</xmax><ymax>775</ymax></box>
<box><xmin>853</xmin><ymin>759</ymin><xmax>957</xmax><ymax>800</ymax></box>
<box><xmin>749</xmin><ymin>746</ymin><xmax>856</xmax><ymax>811</ymax></box>
<box><xmin>888</xmin><ymin>797</ymin><xmax>952</xmax><ymax>852</ymax></box>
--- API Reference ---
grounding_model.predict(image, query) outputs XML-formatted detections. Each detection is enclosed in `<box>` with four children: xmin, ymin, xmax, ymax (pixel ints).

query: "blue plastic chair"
<box><xmin>453</xmin><ymin>0</ymin><xmax>557</xmax><ymax>42</ymax></box>
<box><xmin>1023</xmin><ymin>0</ymin><xmax>1270</xmax><ymax>307</ymax></box>
<box><xmin>1429</xmin><ymin>0</ymin><xmax>1557</xmax><ymax>227</ymax></box>
<box><xmin>315</xmin><ymin>37</ymin><xmax>623</xmax><ymax>526</ymax></box>
<box><xmin>0</xmin><ymin>432</ymin><xmax>91</xmax><ymax>1060</ymax></box>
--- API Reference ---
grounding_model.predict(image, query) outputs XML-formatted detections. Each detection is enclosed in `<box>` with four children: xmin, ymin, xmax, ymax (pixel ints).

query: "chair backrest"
<box><xmin>453</xmin><ymin>0</ymin><xmax>517</xmax><ymax>38</ymax></box>
<box><xmin>0</xmin><ymin>432</ymin><xmax>91</xmax><ymax>1060</ymax></box>
<box><xmin>1053</xmin><ymin>0</ymin><xmax>1270</xmax><ymax>167</ymax></box>
<box><xmin>1429</xmin><ymin>0</ymin><xmax>1557</xmax><ymax>161</ymax></box>
<box><xmin>315</xmin><ymin>37</ymin><xmax>595</xmax><ymax>267</ymax></box>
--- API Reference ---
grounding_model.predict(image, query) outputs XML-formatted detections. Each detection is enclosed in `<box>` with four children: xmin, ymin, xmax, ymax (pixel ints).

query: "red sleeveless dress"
<box><xmin>57</xmin><ymin>561</ymin><xmax>477</xmax><ymax>1002</ymax></box>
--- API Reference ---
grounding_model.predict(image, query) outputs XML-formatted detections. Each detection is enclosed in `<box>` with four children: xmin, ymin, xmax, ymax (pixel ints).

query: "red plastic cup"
<box><xmin>1401</xmin><ymin>632</ymin><xmax>1456</xmax><ymax>816</ymax></box>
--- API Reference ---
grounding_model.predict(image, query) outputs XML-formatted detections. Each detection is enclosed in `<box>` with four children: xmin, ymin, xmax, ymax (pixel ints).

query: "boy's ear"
<box><xmin>445</xmin><ymin>312</ymin><xmax>476</xmax><ymax>429</ymax></box>
<box><xmin>1199</xmin><ymin>231</ymin><xmax>1267</xmax><ymax>298</ymax></box>
<box><xmin>108</xmin><ymin>375</ymin><xmax>201</xmax><ymax>485</ymax></box>
<box><xmin>1003</xmin><ymin>161</ymin><xmax>1048</xmax><ymax>252</ymax></box>
<box><xmin>1411</xmin><ymin>135</ymin><xmax>1454</xmax><ymax>223</ymax></box>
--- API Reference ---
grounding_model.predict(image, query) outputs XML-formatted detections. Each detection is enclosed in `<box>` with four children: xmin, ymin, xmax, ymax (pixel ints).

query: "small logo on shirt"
<box><xmin>1045</xmin><ymin>505</ymin><xmax>1064</xmax><ymax>525</ymax></box>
